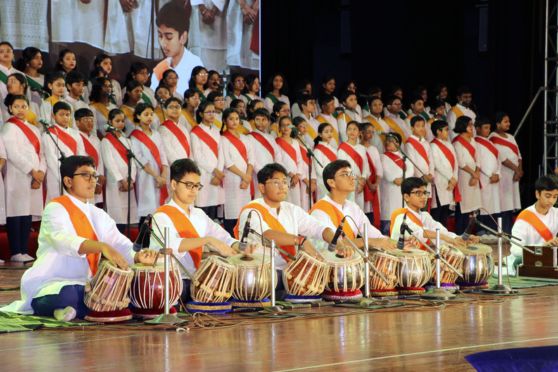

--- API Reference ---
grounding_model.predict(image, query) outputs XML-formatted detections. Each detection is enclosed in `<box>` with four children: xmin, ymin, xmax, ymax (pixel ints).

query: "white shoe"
<box><xmin>20</xmin><ymin>254</ymin><xmax>35</xmax><ymax>262</ymax></box>
<box><xmin>54</xmin><ymin>306</ymin><xmax>77</xmax><ymax>322</ymax></box>
<box><xmin>10</xmin><ymin>253</ymin><xmax>24</xmax><ymax>262</ymax></box>
<box><xmin>0</xmin><ymin>258</ymin><xmax>4</xmax><ymax>264</ymax></box>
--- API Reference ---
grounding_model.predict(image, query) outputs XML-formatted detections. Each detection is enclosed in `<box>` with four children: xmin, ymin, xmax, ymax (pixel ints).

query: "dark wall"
<box><xmin>262</xmin><ymin>0</ymin><xmax>545</xmax><ymax>205</ymax></box>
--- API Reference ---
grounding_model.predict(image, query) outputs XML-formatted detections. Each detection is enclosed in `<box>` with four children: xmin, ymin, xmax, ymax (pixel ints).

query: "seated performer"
<box><xmin>310</xmin><ymin>160</ymin><xmax>396</xmax><ymax>251</ymax></box>
<box><xmin>235</xmin><ymin>163</ymin><xmax>349</xmax><ymax>271</ymax></box>
<box><xmin>507</xmin><ymin>175</ymin><xmax>558</xmax><ymax>276</ymax></box>
<box><xmin>150</xmin><ymin>158</ymin><xmax>240</xmax><ymax>302</ymax></box>
<box><xmin>390</xmin><ymin>177</ymin><xmax>477</xmax><ymax>248</ymax></box>
<box><xmin>1</xmin><ymin>156</ymin><xmax>157</xmax><ymax>321</ymax></box>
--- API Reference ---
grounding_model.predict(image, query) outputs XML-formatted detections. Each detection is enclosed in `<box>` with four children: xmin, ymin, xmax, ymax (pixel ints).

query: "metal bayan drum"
<box><xmin>282</xmin><ymin>251</ymin><xmax>329</xmax><ymax>303</ymax></box>
<box><xmin>130</xmin><ymin>263</ymin><xmax>183</xmax><ymax>318</ymax></box>
<box><xmin>321</xmin><ymin>251</ymin><xmax>365</xmax><ymax>301</ymax></box>
<box><xmin>227</xmin><ymin>253</ymin><xmax>277</xmax><ymax>308</ymax></box>
<box><xmin>187</xmin><ymin>256</ymin><xmax>236</xmax><ymax>313</ymax></box>
<box><xmin>457</xmin><ymin>243</ymin><xmax>494</xmax><ymax>290</ymax></box>
<box><xmin>393</xmin><ymin>249</ymin><xmax>433</xmax><ymax>295</ymax></box>
<box><xmin>84</xmin><ymin>260</ymin><xmax>134</xmax><ymax>322</ymax></box>
<box><xmin>368</xmin><ymin>249</ymin><xmax>399</xmax><ymax>296</ymax></box>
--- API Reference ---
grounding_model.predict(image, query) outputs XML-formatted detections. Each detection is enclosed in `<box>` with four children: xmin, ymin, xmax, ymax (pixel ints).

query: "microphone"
<box><xmin>328</xmin><ymin>216</ymin><xmax>346</xmax><ymax>252</ymax></box>
<box><xmin>105</xmin><ymin>123</ymin><xmax>117</xmax><ymax>134</ymax></box>
<box><xmin>290</xmin><ymin>126</ymin><xmax>299</xmax><ymax>139</ymax></box>
<box><xmin>397</xmin><ymin>212</ymin><xmax>408</xmax><ymax>249</ymax></box>
<box><xmin>39</xmin><ymin>119</ymin><xmax>52</xmax><ymax>129</ymax></box>
<box><xmin>240</xmin><ymin>210</ymin><xmax>253</xmax><ymax>243</ymax></box>
<box><xmin>461</xmin><ymin>211</ymin><xmax>478</xmax><ymax>241</ymax></box>
<box><xmin>133</xmin><ymin>214</ymin><xmax>152</xmax><ymax>252</ymax></box>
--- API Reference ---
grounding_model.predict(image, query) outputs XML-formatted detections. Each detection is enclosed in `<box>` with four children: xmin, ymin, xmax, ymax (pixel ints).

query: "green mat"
<box><xmin>488</xmin><ymin>276</ymin><xmax>558</xmax><ymax>289</ymax></box>
<box><xmin>0</xmin><ymin>311</ymin><xmax>92</xmax><ymax>333</ymax></box>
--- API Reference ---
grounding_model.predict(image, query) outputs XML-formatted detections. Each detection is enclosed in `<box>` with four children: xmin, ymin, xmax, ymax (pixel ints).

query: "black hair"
<box><xmin>196</xmin><ymin>100</ymin><xmax>214</xmax><ymax>123</ymax></box>
<box><xmin>319</xmin><ymin>94</ymin><xmax>334</xmax><ymax>107</ymax></box>
<box><xmin>495</xmin><ymin>111</ymin><xmax>509</xmax><ymax>124</ymax></box>
<box><xmin>183</xmin><ymin>88</ymin><xmax>199</xmax><ymax>102</ymax></box>
<box><xmin>162</xmin><ymin>69</ymin><xmax>178</xmax><ymax>82</ymax></box>
<box><xmin>65</xmin><ymin>70</ymin><xmax>86</xmax><ymax>86</ymax></box>
<box><xmin>474</xmin><ymin>116</ymin><xmax>491</xmax><ymax>127</ymax></box>
<box><xmin>535</xmin><ymin>175</ymin><xmax>558</xmax><ymax>192</ymax></box>
<box><xmin>56</xmin><ymin>48</ymin><xmax>76</xmax><ymax>72</ymax></box>
<box><xmin>314</xmin><ymin>122</ymin><xmax>333</xmax><ymax>147</ymax></box>
<box><xmin>230</xmin><ymin>98</ymin><xmax>244</xmax><ymax>110</ymax></box>
<box><xmin>298</xmin><ymin>94</ymin><xmax>315</xmax><ymax>108</ymax></box>
<box><xmin>453</xmin><ymin>115</ymin><xmax>472</xmax><ymax>134</ymax></box>
<box><xmin>163</xmin><ymin>96</ymin><xmax>182</xmax><ymax>108</ymax></box>
<box><xmin>0</xmin><ymin>41</ymin><xmax>14</xmax><ymax>51</ymax></box>
<box><xmin>53</xmin><ymin>101</ymin><xmax>72</xmax><ymax>115</ymax></box>
<box><xmin>346</xmin><ymin>120</ymin><xmax>360</xmax><ymax>132</ymax></box>
<box><xmin>206</xmin><ymin>90</ymin><xmax>224</xmax><ymax>103</ymax></box>
<box><xmin>108</xmin><ymin>108</ymin><xmax>125</xmax><ymax>122</ymax></box>
<box><xmin>44</xmin><ymin>71</ymin><xmax>66</xmax><ymax>94</ymax></box>
<box><xmin>401</xmin><ymin>177</ymin><xmax>427</xmax><ymax>196</ymax></box>
<box><xmin>123</xmin><ymin>79</ymin><xmax>143</xmax><ymax>104</ymax></box>
<box><xmin>156</xmin><ymin>1</ymin><xmax>191</xmax><ymax>35</ymax></box>
<box><xmin>133</xmin><ymin>102</ymin><xmax>153</xmax><ymax>123</ymax></box>
<box><xmin>410</xmin><ymin>115</ymin><xmax>426</xmax><ymax>127</ymax></box>
<box><xmin>188</xmin><ymin>66</ymin><xmax>208</xmax><ymax>90</ymax></box>
<box><xmin>384</xmin><ymin>95</ymin><xmax>402</xmax><ymax>107</ymax></box>
<box><xmin>386</xmin><ymin>132</ymin><xmax>402</xmax><ymax>146</ymax></box>
<box><xmin>253</xmin><ymin>108</ymin><xmax>270</xmax><ymax>121</ymax></box>
<box><xmin>74</xmin><ymin>108</ymin><xmax>94</xmax><ymax>120</ymax></box>
<box><xmin>340</xmin><ymin>90</ymin><xmax>356</xmax><ymax>104</ymax></box>
<box><xmin>244</xmin><ymin>74</ymin><xmax>259</xmax><ymax>94</ymax></box>
<box><xmin>4</xmin><ymin>94</ymin><xmax>28</xmax><ymax>113</ymax></box>
<box><xmin>277</xmin><ymin>115</ymin><xmax>292</xmax><ymax>130</ymax></box>
<box><xmin>322</xmin><ymin>160</ymin><xmax>351</xmax><ymax>192</ymax></box>
<box><xmin>226</xmin><ymin>73</ymin><xmax>245</xmax><ymax>95</ymax></box>
<box><xmin>125</xmin><ymin>61</ymin><xmax>149</xmax><ymax>87</ymax></box>
<box><xmin>247</xmin><ymin>99</ymin><xmax>264</xmax><ymax>120</ymax></box>
<box><xmin>292</xmin><ymin>116</ymin><xmax>306</xmax><ymax>128</ymax></box>
<box><xmin>265</xmin><ymin>73</ymin><xmax>288</xmax><ymax>96</ymax></box>
<box><xmin>409</xmin><ymin>95</ymin><xmax>424</xmax><ymax>106</ymax></box>
<box><xmin>90</xmin><ymin>53</ymin><xmax>112</xmax><ymax>79</ymax></box>
<box><xmin>7</xmin><ymin>73</ymin><xmax>28</xmax><ymax>95</ymax></box>
<box><xmin>430</xmin><ymin>99</ymin><xmax>446</xmax><ymax>110</ymax></box>
<box><xmin>15</xmin><ymin>47</ymin><xmax>42</xmax><ymax>72</ymax></box>
<box><xmin>155</xmin><ymin>83</ymin><xmax>170</xmax><ymax>95</ymax></box>
<box><xmin>457</xmin><ymin>86</ymin><xmax>472</xmax><ymax>97</ymax></box>
<box><xmin>89</xmin><ymin>77</ymin><xmax>110</xmax><ymax>103</ymax></box>
<box><xmin>271</xmin><ymin>101</ymin><xmax>288</xmax><ymax>122</ymax></box>
<box><xmin>257</xmin><ymin>163</ymin><xmax>288</xmax><ymax>184</ymax></box>
<box><xmin>221</xmin><ymin>108</ymin><xmax>240</xmax><ymax>133</ymax></box>
<box><xmin>60</xmin><ymin>155</ymin><xmax>96</xmax><ymax>191</ymax></box>
<box><xmin>431</xmin><ymin>120</ymin><xmax>449</xmax><ymax>137</ymax></box>
<box><xmin>170</xmin><ymin>158</ymin><xmax>201</xmax><ymax>181</ymax></box>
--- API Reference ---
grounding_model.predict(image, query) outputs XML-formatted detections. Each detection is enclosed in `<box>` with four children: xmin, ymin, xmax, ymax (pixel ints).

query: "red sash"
<box><xmin>49</xmin><ymin>126</ymin><xmax>78</xmax><ymax>155</ymax></box>
<box><xmin>250</xmin><ymin>132</ymin><xmax>275</xmax><ymax>158</ymax></box>
<box><xmin>490</xmin><ymin>135</ymin><xmax>520</xmax><ymax>158</ymax></box>
<box><xmin>315</xmin><ymin>143</ymin><xmax>337</xmax><ymax>162</ymax></box>
<box><xmin>105</xmin><ymin>133</ymin><xmax>129</xmax><ymax>164</ymax></box>
<box><xmin>384</xmin><ymin>151</ymin><xmax>406</xmax><ymax>170</ymax></box>
<box><xmin>80</xmin><ymin>133</ymin><xmax>99</xmax><ymax>167</ymax></box>
<box><xmin>7</xmin><ymin>117</ymin><xmax>41</xmax><ymax>158</ymax></box>
<box><xmin>223</xmin><ymin>130</ymin><xmax>248</xmax><ymax>163</ymax></box>
<box><xmin>130</xmin><ymin>130</ymin><xmax>169</xmax><ymax>205</ymax></box>
<box><xmin>338</xmin><ymin>142</ymin><xmax>363</xmax><ymax>173</ymax></box>
<box><xmin>52</xmin><ymin>195</ymin><xmax>100</xmax><ymax>275</ymax></box>
<box><xmin>431</xmin><ymin>139</ymin><xmax>462</xmax><ymax>203</ymax></box>
<box><xmin>276</xmin><ymin>138</ymin><xmax>298</xmax><ymax>164</ymax></box>
<box><xmin>452</xmin><ymin>135</ymin><xmax>476</xmax><ymax>160</ymax></box>
<box><xmin>161</xmin><ymin>120</ymin><xmax>190</xmax><ymax>157</ymax></box>
<box><xmin>475</xmin><ymin>136</ymin><xmax>499</xmax><ymax>159</ymax></box>
<box><xmin>156</xmin><ymin>205</ymin><xmax>203</xmax><ymax>268</ymax></box>
<box><xmin>364</xmin><ymin>152</ymin><xmax>381</xmax><ymax>228</ymax></box>
<box><xmin>516</xmin><ymin>209</ymin><xmax>553</xmax><ymax>242</ymax></box>
<box><xmin>191</xmin><ymin>125</ymin><xmax>219</xmax><ymax>158</ymax></box>
<box><xmin>299</xmin><ymin>144</ymin><xmax>310</xmax><ymax>166</ymax></box>
<box><xmin>406</xmin><ymin>137</ymin><xmax>429</xmax><ymax>166</ymax></box>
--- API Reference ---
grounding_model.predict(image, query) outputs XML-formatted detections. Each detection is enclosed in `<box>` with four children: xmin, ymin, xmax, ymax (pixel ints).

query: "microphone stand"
<box><xmin>40</xmin><ymin>121</ymin><xmax>67</xmax><ymax>196</ymax></box>
<box><xmin>297</xmin><ymin>134</ymin><xmax>323</xmax><ymax>209</ymax></box>
<box><xmin>422</xmin><ymin>227</ymin><xmax>457</xmax><ymax>300</ymax></box>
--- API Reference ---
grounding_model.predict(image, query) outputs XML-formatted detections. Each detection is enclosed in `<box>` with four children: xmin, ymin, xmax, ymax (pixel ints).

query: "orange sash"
<box><xmin>156</xmin><ymin>205</ymin><xmax>203</xmax><ymax>268</ymax></box>
<box><xmin>384</xmin><ymin>116</ymin><xmax>407</xmax><ymax>142</ymax></box>
<box><xmin>309</xmin><ymin>199</ymin><xmax>355</xmax><ymax>239</ymax></box>
<box><xmin>338</xmin><ymin>142</ymin><xmax>363</xmax><ymax>173</ymax></box>
<box><xmin>191</xmin><ymin>125</ymin><xmax>219</xmax><ymax>158</ymax></box>
<box><xmin>52</xmin><ymin>195</ymin><xmax>100</xmax><ymax>275</ymax></box>
<box><xmin>90</xmin><ymin>102</ymin><xmax>109</xmax><ymax>120</ymax></box>
<box><xmin>390</xmin><ymin>208</ymin><xmax>430</xmax><ymax>248</ymax></box>
<box><xmin>49</xmin><ymin>126</ymin><xmax>78</xmax><ymax>155</ymax></box>
<box><xmin>233</xmin><ymin>203</ymin><xmax>296</xmax><ymax>261</ymax></box>
<box><xmin>451</xmin><ymin>105</ymin><xmax>465</xmax><ymax>118</ymax></box>
<box><xmin>316</xmin><ymin>115</ymin><xmax>339</xmax><ymax>143</ymax></box>
<box><xmin>153</xmin><ymin>59</ymin><xmax>171</xmax><ymax>83</ymax></box>
<box><xmin>181</xmin><ymin>109</ymin><xmax>198</xmax><ymax>129</ymax></box>
<box><xmin>7</xmin><ymin>117</ymin><xmax>41</xmax><ymax>158</ymax></box>
<box><xmin>80</xmin><ymin>133</ymin><xmax>99</xmax><ymax>167</ymax></box>
<box><xmin>161</xmin><ymin>120</ymin><xmax>191</xmax><ymax>157</ymax></box>
<box><xmin>516</xmin><ymin>209</ymin><xmax>553</xmax><ymax>242</ymax></box>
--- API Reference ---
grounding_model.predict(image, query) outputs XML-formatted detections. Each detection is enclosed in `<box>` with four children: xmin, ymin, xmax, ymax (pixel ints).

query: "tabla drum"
<box><xmin>321</xmin><ymin>251</ymin><xmax>365</xmax><ymax>301</ymax></box>
<box><xmin>84</xmin><ymin>260</ymin><xmax>134</xmax><ymax>322</ymax></box>
<box><xmin>187</xmin><ymin>256</ymin><xmax>236</xmax><ymax>313</ymax></box>
<box><xmin>393</xmin><ymin>249</ymin><xmax>433</xmax><ymax>295</ymax></box>
<box><xmin>368</xmin><ymin>249</ymin><xmax>399</xmax><ymax>296</ymax></box>
<box><xmin>428</xmin><ymin>244</ymin><xmax>465</xmax><ymax>293</ymax></box>
<box><xmin>130</xmin><ymin>263</ymin><xmax>183</xmax><ymax>318</ymax></box>
<box><xmin>282</xmin><ymin>251</ymin><xmax>329</xmax><ymax>303</ymax></box>
<box><xmin>228</xmin><ymin>253</ymin><xmax>277</xmax><ymax>308</ymax></box>
<box><xmin>457</xmin><ymin>243</ymin><xmax>494</xmax><ymax>290</ymax></box>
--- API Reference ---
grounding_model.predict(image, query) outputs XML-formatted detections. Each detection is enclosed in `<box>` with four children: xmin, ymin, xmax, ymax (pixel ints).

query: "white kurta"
<box><xmin>222</xmin><ymin>133</ymin><xmax>254</xmax><ymax>219</ymax></box>
<box><xmin>190</xmin><ymin>0</ymin><xmax>228</xmax><ymax>72</ymax></box>
<box><xmin>365</xmin><ymin>115</ymin><xmax>389</xmax><ymax>153</ymax></box>
<box><xmin>50</xmin><ymin>0</ymin><xmax>104</xmax><ymax>49</ymax></box>
<box><xmin>0</xmin><ymin>137</ymin><xmax>7</xmax><ymax>224</ymax></box>
<box><xmin>447</xmin><ymin>104</ymin><xmax>476</xmax><ymax>139</ymax></box>
<box><xmin>337</xmin><ymin>110</ymin><xmax>363</xmax><ymax>143</ymax></box>
<box><xmin>363</xmin><ymin>145</ymin><xmax>383</xmax><ymax>214</ymax></box>
<box><xmin>453</xmin><ymin>137</ymin><xmax>482</xmax><ymax>213</ymax></box>
<box><xmin>191</xmin><ymin>124</ymin><xmax>224</xmax><ymax>208</ymax></box>
<box><xmin>489</xmin><ymin>132</ymin><xmax>522</xmax><ymax>212</ymax></box>
<box><xmin>511</xmin><ymin>205</ymin><xmax>558</xmax><ymax>258</ymax></box>
<box><xmin>159</xmin><ymin>120</ymin><xmax>192</xmax><ymax>165</ymax></box>
<box><xmin>0</xmin><ymin>65</ymin><xmax>23</xmax><ymax>107</ymax></box>
<box><xmin>226</xmin><ymin>0</ymin><xmax>260</xmax><ymax>70</ymax></box>
<box><xmin>384</xmin><ymin>112</ymin><xmax>413</xmax><ymax>142</ymax></box>
<box><xmin>390</xmin><ymin>207</ymin><xmax>457</xmax><ymax>246</ymax></box>
<box><xmin>91</xmin><ymin>102</ymin><xmax>118</xmax><ymax>136</ymax></box>
<box><xmin>248</xmin><ymin>130</ymin><xmax>277</xmax><ymax>198</ymax></box>
<box><xmin>80</xmin><ymin>131</ymin><xmax>105</xmax><ymax>204</ymax></box>
<box><xmin>264</xmin><ymin>94</ymin><xmax>290</xmax><ymax>113</ymax></box>
<box><xmin>275</xmin><ymin>138</ymin><xmax>304</xmax><ymax>206</ymax></box>
<box><xmin>42</xmin><ymin>125</ymin><xmax>86</xmax><ymax>203</ymax></box>
<box><xmin>337</xmin><ymin>142</ymin><xmax>370</xmax><ymax>210</ymax></box>
<box><xmin>151</xmin><ymin>200</ymin><xmax>238</xmax><ymax>276</ymax></box>
<box><xmin>430</xmin><ymin>139</ymin><xmax>459</xmax><ymax>207</ymax></box>
<box><xmin>475</xmin><ymin>137</ymin><xmax>501</xmax><ymax>215</ymax></box>
<box><xmin>380</xmin><ymin>151</ymin><xmax>414</xmax><ymax>221</ymax></box>
<box><xmin>150</xmin><ymin>48</ymin><xmax>204</xmax><ymax>96</ymax></box>
<box><xmin>297</xmin><ymin>142</ymin><xmax>317</xmax><ymax>211</ymax></box>
<box><xmin>130</xmin><ymin>130</ymin><xmax>169</xmax><ymax>218</ymax></box>
<box><xmin>237</xmin><ymin>198</ymin><xmax>328</xmax><ymax>269</ymax></box>
<box><xmin>100</xmin><ymin>134</ymin><xmax>138</xmax><ymax>224</ymax></box>
<box><xmin>1</xmin><ymin>194</ymin><xmax>136</xmax><ymax>314</ymax></box>
<box><xmin>316</xmin><ymin>114</ymin><xmax>340</xmax><ymax>147</ymax></box>
<box><xmin>0</xmin><ymin>1</ymin><xmax>48</xmax><ymax>51</ymax></box>
<box><xmin>405</xmin><ymin>135</ymin><xmax>435</xmax><ymax>194</ymax></box>
<box><xmin>2</xmin><ymin>118</ymin><xmax>46</xmax><ymax>217</ymax></box>
<box><xmin>314</xmin><ymin>142</ymin><xmax>338</xmax><ymax>201</ymax></box>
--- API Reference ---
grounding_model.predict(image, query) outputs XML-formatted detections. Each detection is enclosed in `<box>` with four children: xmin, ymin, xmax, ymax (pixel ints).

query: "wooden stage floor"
<box><xmin>1</xmin><ymin>284</ymin><xmax>558</xmax><ymax>371</ymax></box>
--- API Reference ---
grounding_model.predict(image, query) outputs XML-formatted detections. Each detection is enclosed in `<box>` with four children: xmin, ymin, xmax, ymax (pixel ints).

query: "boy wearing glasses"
<box><xmin>43</xmin><ymin>101</ymin><xmax>86</xmax><ymax>203</ymax></box>
<box><xmin>2</xmin><ymin>156</ymin><xmax>157</xmax><ymax>321</ymax></box>
<box><xmin>151</xmin><ymin>158</ymin><xmax>240</xmax><ymax>302</ymax></box>
<box><xmin>390</xmin><ymin>177</ymin><xmax>471</xmax><ymax>248</ymax></box>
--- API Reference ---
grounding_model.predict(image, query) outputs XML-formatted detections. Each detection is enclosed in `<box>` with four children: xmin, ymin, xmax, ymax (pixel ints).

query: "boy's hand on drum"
<box><xmin>101</xmin><ymin>244</ymin><xmax>129</xmax><ymax>270</ymax></box>
<box><xmin>376</xmin><ymin>238</ymin><xmax>397</xmax><ymax>250</ymax></box>
<box><xmin>206</xmin><ymin>237</ymin><xmax>236</xmax><ymax>257</ymax></box>
<box><xmin>134</xmin><ymin>249</ymin><xmax>158</xmax><ymax>265</ymax></box>
<box><xmin>301</xmin><ymin>239</ymin><xmax>321</xmax><ymax>259</ymax></box>
<box><xmin>452</xmin><ymin>237</ymin><xmax>468</xmax><ymax>248</ymax></box>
